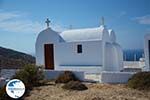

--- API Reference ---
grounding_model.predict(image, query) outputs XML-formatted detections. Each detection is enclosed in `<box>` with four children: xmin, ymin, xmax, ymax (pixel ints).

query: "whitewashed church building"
<box><xmin>144</xmin><ymin>34</ymin><xmax>150</xmax><ymax>71</ymax></box>
<box><xmin>35</xmin><ymin>18</ymin><xmax>123</xmax><ymax>73</ymax></box>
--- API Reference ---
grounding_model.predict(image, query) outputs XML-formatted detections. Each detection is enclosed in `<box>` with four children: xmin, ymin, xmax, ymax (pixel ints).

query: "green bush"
<box><xmin>55</xmin><ymin>71</ymin><xmax>79</xmax><ymax>83</ymax></box>
<box><xmin>13</xmin><ymin>64</ymin><xmax>44</xmax><ymax>88</ymax></box>
<box><xmin>0</xmin><ymin>65</ymin><xmax>44</xmax><ymax>100</ymax></box>
<box><xmin>62</xmin><ymin>81</ymin><xmax>88</xmax><ymax>91</ymax></box>
<box><xmin>127</xmin><ymin>72</ymin><xmax>150</xmax><ymax>90</ymax></box>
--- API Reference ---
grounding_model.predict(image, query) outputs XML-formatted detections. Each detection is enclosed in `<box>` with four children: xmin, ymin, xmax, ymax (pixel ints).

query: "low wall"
<box><xmin>0</xmin><ymin>69</ymin><xmax>17</xmax><ymax>79</ymax></box>
<box><xmin>100</xmin><ymin>71</ymin><xmax>135</xmax><ymax>84</ymax></box>
<box><xmin>0</xmin><ymin>78</ymin><xmax>6</xmax><ymax>88</ymax></box>
<box><xmin>0</xmin><ymin>69</ymin><xmax>17</xmax><ymax>88</ymax></box>
<box><xmin>44</xmin><ymin>70</ymin><xmax>85</xmax><ymax>81</ymax></box>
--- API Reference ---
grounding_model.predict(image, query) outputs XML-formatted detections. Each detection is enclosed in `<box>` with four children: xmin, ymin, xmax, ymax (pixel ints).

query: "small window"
<box><xmin>77</xmin><ymin>44</ymin><xmax>82</xmax><ymax>53</ymax></box>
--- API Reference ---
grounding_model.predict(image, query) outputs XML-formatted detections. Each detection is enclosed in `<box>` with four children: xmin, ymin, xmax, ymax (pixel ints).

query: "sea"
<box><xmin>123</xmin><ymin>49</ymin><xmax>144</xmax><ymax>61</ymax></box>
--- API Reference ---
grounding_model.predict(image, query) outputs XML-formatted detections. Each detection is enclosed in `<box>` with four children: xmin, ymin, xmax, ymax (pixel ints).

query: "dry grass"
<box><xmin>62</xmin><ymin>81</ymin><xmax>88</xmax><ymax>90</ymax></box>
<box><xmin>24</xmin><ymin>81</ymin><xmax>150</xmax><ymax>100</ymax></box>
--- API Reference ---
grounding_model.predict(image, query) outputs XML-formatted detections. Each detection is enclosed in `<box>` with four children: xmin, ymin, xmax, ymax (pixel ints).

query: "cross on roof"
<box><xmin>45</xmin><ymin>18</ymin><xmax>50</xmax><ymax>28</ymax></box>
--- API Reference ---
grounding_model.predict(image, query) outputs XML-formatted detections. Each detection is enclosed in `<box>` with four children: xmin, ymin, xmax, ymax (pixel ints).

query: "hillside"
<box><xmin>0</xmin><ymin>46</ymin><xmax>35</xmax><ymax>69</ymax></box>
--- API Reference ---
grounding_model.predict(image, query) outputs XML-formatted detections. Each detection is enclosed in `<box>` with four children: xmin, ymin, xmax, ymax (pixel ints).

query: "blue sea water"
<box><xmin>123</xmin><ymin>49</ymin><xmax>144</xmax><ymax>61</ymax></box>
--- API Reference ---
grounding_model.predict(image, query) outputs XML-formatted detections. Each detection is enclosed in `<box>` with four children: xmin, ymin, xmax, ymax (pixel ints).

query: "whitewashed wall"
<box><xmin>104</xmin><ymin>43</ymin><xmax>114</xmax><ymax>71</ymax></box>
<box><xmin>144</xmin><ymin>34</ymin><xmax>150</xmax><ymax>71</ymax></box>
<box><xmin>56</xmin><ymin>66</ymin><xmax>102</xmax><ymax>74</ymax></box>
<box><xmin>104</xmin><ymin>42</ymin><xmax>123</xmax><ymax>71</ymax></box>
<box><xmin>35</xmin><ymin>28</ymin><xmax>60</xmax><ymax>66</ymax></box>
<box><xmin>54</xmin><ymin>41</ymin><xmax>103</xmax><ymax>70</ymax></box>
<box><xmin>100</xmin><ymin>71</ymin><xmax>135</xmax><ymax>83</ymax></box>
<box><xmin>113</xmin><ymin>43</ymin><xmax>124</xmax><ymax>71</ymax></box>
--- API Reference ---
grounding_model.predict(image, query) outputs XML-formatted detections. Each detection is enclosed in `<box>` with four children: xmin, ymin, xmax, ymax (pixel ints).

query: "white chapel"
<box><xmin>35</xmin><ymin>18</ymin><xmax>123</xmax><ymax>73</ymax></box>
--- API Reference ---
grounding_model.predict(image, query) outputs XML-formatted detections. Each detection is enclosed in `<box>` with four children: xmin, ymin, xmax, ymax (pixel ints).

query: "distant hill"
<box><xmin>0</xmin><ymin>46</ymin><xmax>35</xmax><ymax>69</ymax></box>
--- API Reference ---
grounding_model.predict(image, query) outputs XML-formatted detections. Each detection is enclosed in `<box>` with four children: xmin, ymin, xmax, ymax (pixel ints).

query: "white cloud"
<box><xmin>134</xmin><ymin>15</ymin><xmax>150</xmax><ymax>25</ymax></box>
<box><xmin>0</xmin><ymin>12</ymin><xmax>20</xmax><ymax>21</ymax></box>
<box><xmin>0</xmin><ymin>11</ymin><xmax>44</xmax><ymax>33</ymax></box>
<box><xmin>0</xmin><ymin>20</ymin><xmax>44</xmax><ymax>33</ymax></box>
<box><xmin>0</xmin><ymin>11</ymin><xmax>66</xmax><ymax>33</ymax></box>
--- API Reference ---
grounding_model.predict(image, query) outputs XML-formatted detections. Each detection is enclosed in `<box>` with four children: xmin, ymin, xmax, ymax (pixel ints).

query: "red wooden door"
<box><xmin>44</xmin><ymin>44</ymin><xmax>54</xmax><ymax>69</ymax></box>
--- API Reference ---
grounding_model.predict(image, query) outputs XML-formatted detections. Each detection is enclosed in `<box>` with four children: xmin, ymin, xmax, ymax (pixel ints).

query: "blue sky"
<box><xmin>0</xmin><ymin>0</ymin><xmax>150</xmax><ymax>54</ymax></box>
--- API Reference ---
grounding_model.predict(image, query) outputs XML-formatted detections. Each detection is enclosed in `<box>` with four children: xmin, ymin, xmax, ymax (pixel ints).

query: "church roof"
<box><xmin>36</xmin><ymin>27</ymin><xmax>60</xmax><ymax>44</ymax></box>
<box><xmin>60</xmin><ymin>25</ymin><xmax>109</xmax><ymax>42</ymax></box>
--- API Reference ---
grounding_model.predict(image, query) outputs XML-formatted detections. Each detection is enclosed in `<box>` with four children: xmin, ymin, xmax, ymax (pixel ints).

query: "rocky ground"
<box><xmin>24</xmin><ymin>82</ymin><xmax>150</xmax><ymax>100</ymax></box>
